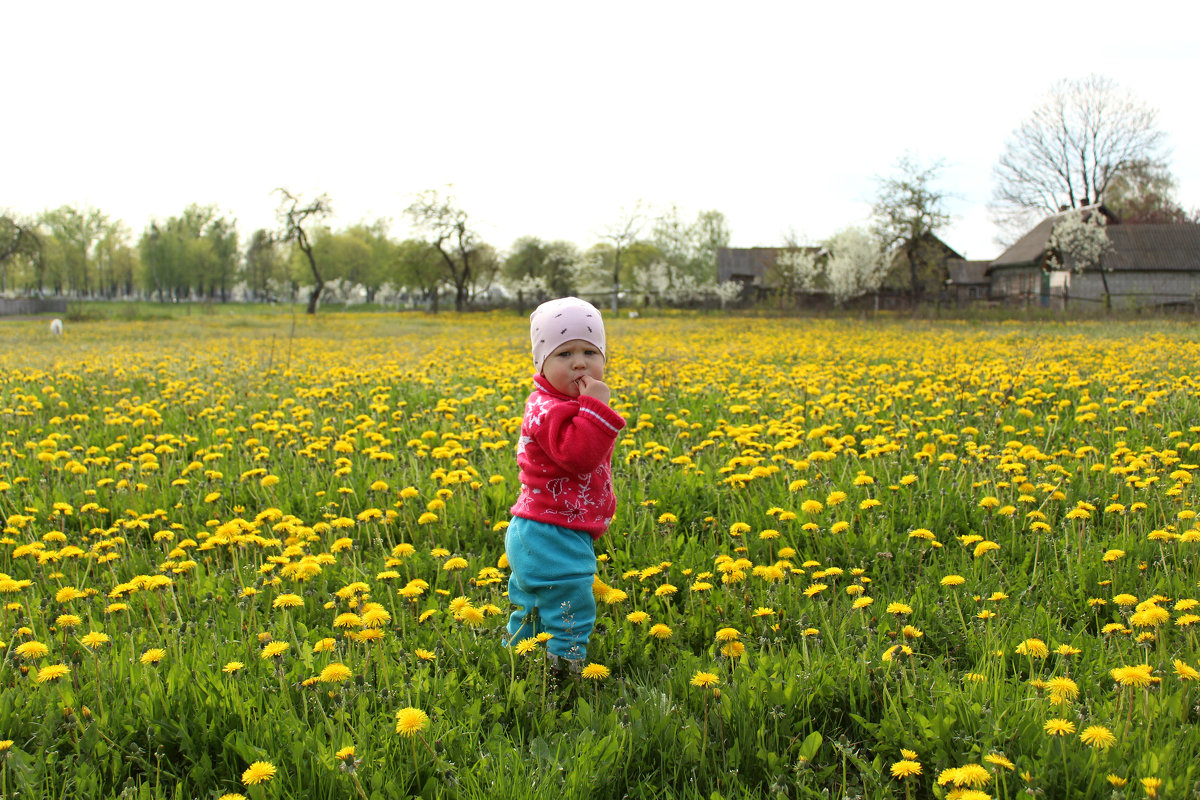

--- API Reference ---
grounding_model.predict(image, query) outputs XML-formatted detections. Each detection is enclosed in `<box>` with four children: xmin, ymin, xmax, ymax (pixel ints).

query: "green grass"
<box><xmin>0</xmin><ymin>311</ymin><xmax>1198</xmax><ymax>799</ymax></box>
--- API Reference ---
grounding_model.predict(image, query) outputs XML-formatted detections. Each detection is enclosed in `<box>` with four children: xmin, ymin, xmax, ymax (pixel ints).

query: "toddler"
<box><xmin>505</xmin><ymin>297</ymin><xmax>626</xmax><ymax>667</ymax></box>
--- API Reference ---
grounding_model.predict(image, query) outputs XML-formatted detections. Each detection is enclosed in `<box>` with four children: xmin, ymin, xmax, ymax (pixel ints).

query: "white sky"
<box><xmin>5</xmin><ymin>0</ymin><xmax>1199</xmax><ymax>261</ymax></box>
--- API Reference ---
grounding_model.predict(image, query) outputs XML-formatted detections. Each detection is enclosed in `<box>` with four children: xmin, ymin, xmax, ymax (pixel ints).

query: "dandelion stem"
<box><xmin>1083</xmin><ymin>750</ymin><xmax>1099</xmax><ymax>800</ymax></box>
<box><xmin>349</xmin><ymin>771</ymin><xmax>369</xmax><ymax>800</ymax></box>
<box><xmin>1059</xmin><ymin>737</ymin><xmax>1069</xmax><ymax>795</ymax></box>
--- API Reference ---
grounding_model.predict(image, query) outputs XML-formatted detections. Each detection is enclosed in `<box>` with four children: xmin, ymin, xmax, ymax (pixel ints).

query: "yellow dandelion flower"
<box><xmin>140</xmin><ymin>648</ymin><xmax>166</xmax><ymax>665</ymax></box>
<box><xmin>36</xmin><ymin>664</ymin><xmax>71</xmax><ymax>683</ymax></box>
<box><xmin>720</xmin><ymin>641</ymin><xmax>746</xmax><ymax>659</ymax></box>
<box><xmin>318</xmin><ymin>662</ymin><xmax>353</xmax><ymax>683</ymax></box>
<box><xmin>1015</xmin><ymin>638</ymin><xmax>1049</xmax><ymax>658</ymax></box>
<box><xmin>648</xmin><ymin>624</ymin><xmax>673</xmax><ymax>639</ymax></box>
<box><xmin>985</xmin><ymin>753</ymin><xmax>1015</xmax><ymax>770</ymax></box>
<box><xmin>1173</xmin><ymin>659</ymin><xmax>1199</xmax><ymax>681</ymax></box>
<box><xmin>890</xmin><ymin>760</ymin><xmax>922</xmax><ymax>779</ymax></box>
<box><xmin>261</xmin><ymin>641</ymin><xmax>290</xmax><ymax>660</ymax></box>
<box><xmin>80</xmin><ymin>632</ymin><xmax>111</xmax><ymax>650</ymax></box>
<box><xmin>272</xmin><ymin>593</ymin><xmax>303</xmax><ymax>609</ymax></box>
<box><xmin>1080</xmin><ymin>725</ymin><xmax>1116</xmax><ymax>749</ymax></box>
<box><xmin>395</xmin><ymin>707</ymin><xmax>429</xmax><ymax>737</ymax></box>
<box><xmin>241</xmin><ymin>761</ymin><xmax>276</xmax><ymax>785</ymax></box>
<box><xmin>1110</xmin><ymin>664</ymin><xmax>1154</xmax><ymax>688</ymax></box>
<box><xmin>581</xmin><ymin>663</ymin><xmax>610</xmax><ymax>680</ymax></box>
<box><xmin>15</xmin><ymin>641</ymin><xmax>50</xmax><ymax>660</ymax></box>
<box><xmin>1044</xmin><ymin>718</ymin><xmax>1075</xmax><ymax>736</ymax></box>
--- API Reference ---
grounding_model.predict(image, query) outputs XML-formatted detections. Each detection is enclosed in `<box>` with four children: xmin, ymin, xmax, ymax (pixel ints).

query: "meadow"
<box><xmin>1</xmin><ymin>309</ymin><xmax>1199</xmax><ymax>800</ymax></box>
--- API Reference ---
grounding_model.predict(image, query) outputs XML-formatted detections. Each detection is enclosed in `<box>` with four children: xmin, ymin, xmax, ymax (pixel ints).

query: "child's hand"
<box><xmin>575</xmin><ymin>375</ymin><xmax>611</xmax><ymax>405</ymax></box>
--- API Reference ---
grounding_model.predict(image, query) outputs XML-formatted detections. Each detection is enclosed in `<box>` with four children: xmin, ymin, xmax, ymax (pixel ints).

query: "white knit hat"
<box><xmin>530</xmin><ymin>297</ymin><xmax>606</xmax><ymax>372</ymax></box>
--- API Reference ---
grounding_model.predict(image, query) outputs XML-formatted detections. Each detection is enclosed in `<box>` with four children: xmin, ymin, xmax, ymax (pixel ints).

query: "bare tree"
<box><xmin>405</xmin><ymin>189</ymin><xmax>480</xmax><ymax>312</ymax></box>
<box><xmin>600</xmin><ymin>203</ymin><xmax>644</xmax><ymax>314</ymax></box>
<box><xmin>990</xmin><ymin>75</ymin><xmax>1168</xmax><ymax>241</ymax></box>
<box><xmin>275</xmin><ymin>189</ymin><xmax>332</xmax><ymax>314</ymax></box>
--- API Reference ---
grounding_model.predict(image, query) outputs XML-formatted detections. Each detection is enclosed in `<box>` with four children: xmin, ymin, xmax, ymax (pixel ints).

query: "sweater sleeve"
<box><xmin>533</xmin><ymin>396</ymin><xmax>626</xmax><ymax>475</ymax></box>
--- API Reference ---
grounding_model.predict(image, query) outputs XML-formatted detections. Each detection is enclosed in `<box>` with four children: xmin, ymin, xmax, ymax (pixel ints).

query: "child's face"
<box><xmin>541</xmin><ymin>339</ymin><xmax>604</xmax><ymax>397</ymax></box>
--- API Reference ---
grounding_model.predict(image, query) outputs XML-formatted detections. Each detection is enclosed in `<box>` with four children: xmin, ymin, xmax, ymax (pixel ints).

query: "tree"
<box><xmin>691</xmin><ymin>210</ymin><xmax>732</xmax><ymax>279</ymax></box>
<box><xmin>1047</xmin><ymin>209</ymin><xmax>1115</xmax><ymax>303</ymax></box>
<box><xmin>503</xmin><ymin>237</ymin><xmax>579</xmax><ymax>299</ymax></box>
<box><xmin>343</xmin><ymin>220</ymin><xmax>399</xmax><ymax>304</ymax></box>
<box><xmin>769</xmin><ymin>247</ymin><xmax>823</xmax><ymax>306</ymax></box>
<box><xmin>313</xmin><ymin>230</ymin><xmax>373</xmax><ymax>303</ymax></box>
<box><xmin>991</xmin><ymin>75</ymin><xmax>1168</xmax><ymax>240</ymax></box>
<box><xmin>93</xmin><ymin>222</ymin><xmax>137</xmax><ymax>298</ymax></box>
<box><xmin>873</xmin><ymin>155</ymin><xmax>952</xmax><ymax>302</ymax></box>
<box><xmin>276</xmin><ymin>189</ymin><xmax>332</xmax><ymax>314</ymax></box>
<box><xmin>1104</xmin><ymin>160</ymin><xmax>1198</xmax><ymax>224</ymax></box>
<box><xmin>0</xmin><ymin>214</ymin><xmax>41</xmax><ymax>294</ymax></box>
<box><xmin>405</xmin><ymin>189</ymin><xmax>483</xmax><ymax>312</ymax></box>
<box><xmin>139</xmin><ymin>220</ymin><xmax>186</xmax><ymax>301</ymax></box>
<box><xmin>205</xmin><ymin>216</ymin><xmax>239</xmax><ymax>301</ymax></box>
<box><xmin>650</xmin><ymin>206</ymin><xmax>731</xmax><ymax>286</ymax></box>
<box><xmin>600</xmin><ymin>204</ymin><xmax>644</xmax><ymax>314</ymax></box>
<box><xmin>41</xmin><ymin>204</ymin><xmax>110</xmax><ymax>295</ymax></box>
<box><xmin>243</xmin><ymin>229</ymin><xmax>286</xmax><ymax>301</ymax></box>
<box><xmin>823</xmin><ymin>227</ymin><xmax>886</xmax><ymax>306</ymax></box>
<box><xmin>394</xmin><ymin>238</ymin><xmax>444</xmax><ymax>310</ymax></box>
<box><xmin>137</xmin><ymin>205</ymin><xmax>238</xmax><ymax>301</ymax></box>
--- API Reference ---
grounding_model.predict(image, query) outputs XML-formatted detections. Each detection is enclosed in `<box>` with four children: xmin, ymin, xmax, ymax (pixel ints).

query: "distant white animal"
<box><xmin>628</xmin><ymin>311</ymin><xmax>639</xmax><ymax>319</ymax></box>
<box><xmin>49</xmin><ymin>318</ymin><xmax>63</xmax><ymax>336</ymax></box>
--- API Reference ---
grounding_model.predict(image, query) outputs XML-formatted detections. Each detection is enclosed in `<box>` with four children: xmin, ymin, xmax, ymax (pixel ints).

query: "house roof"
<box><xmin>1102</xmin><ymin>225</ymin><xmax>1200</xmax><ymax>271</ymax></box>
<box><xmin>989</xmin><ymin>205</ymin><xmax>1117</xmax><ymax>270</ymax></box>
<box><xmin>947</xmin><ymin>259</ymin><xmax>991</xmax><ymax>285</ymax></box>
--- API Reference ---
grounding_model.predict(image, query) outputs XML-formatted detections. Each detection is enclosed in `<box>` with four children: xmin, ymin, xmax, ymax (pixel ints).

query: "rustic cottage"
<box><xmin>988</xmin><ymin>206</ymin><xmax>1200</xmax><ymax>308</ymax></box>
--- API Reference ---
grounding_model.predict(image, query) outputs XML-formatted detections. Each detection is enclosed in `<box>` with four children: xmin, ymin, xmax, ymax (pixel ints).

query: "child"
<box><xmin>505</xmin><ymin>297</ymin><xmax>626</xmax><ymax>668</ymax></box>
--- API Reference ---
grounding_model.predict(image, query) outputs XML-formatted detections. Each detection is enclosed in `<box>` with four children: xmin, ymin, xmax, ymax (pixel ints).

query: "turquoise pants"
<box><xmin>505</xmin><ymin>516</ymin><xmax>597</xmax><ymax>660</ymax></box>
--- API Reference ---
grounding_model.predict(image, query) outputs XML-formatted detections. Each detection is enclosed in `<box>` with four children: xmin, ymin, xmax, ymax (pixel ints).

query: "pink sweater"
<box><xmin>510</xmin><ymin>374</ymin><xmax>627</xmax><ymax>539</ymax></box>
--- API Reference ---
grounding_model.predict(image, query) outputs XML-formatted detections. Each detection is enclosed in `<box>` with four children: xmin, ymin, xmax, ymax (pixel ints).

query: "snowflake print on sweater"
<box><xmin>510</xmin><ymin>373</ymin><xmax>626</xmax><ymax>539</ymax></box>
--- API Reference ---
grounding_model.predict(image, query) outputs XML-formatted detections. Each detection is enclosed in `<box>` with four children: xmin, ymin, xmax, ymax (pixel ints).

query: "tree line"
<box><xmin>3</xmin><ymin>74</ymin><xmax>1193</xmax><ymax>312</ymax></box>
<box><xmin>0</xmin><ymin>189</ymin><xmax>737</xmax><ymax>314</ymax></box>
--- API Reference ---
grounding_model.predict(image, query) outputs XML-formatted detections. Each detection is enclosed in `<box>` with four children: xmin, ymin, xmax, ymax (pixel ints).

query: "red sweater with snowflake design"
<box><xmin>509</xmin><ymin>374</ymin><xmax>627</xmax><ymax>539</ymax></box>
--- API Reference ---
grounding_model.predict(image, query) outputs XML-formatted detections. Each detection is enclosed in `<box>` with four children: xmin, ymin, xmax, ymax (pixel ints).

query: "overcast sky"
<box><xmin>5</xmin><ymin>1</ymin><xmax>1199</xmax><ymax>261</ymax></box>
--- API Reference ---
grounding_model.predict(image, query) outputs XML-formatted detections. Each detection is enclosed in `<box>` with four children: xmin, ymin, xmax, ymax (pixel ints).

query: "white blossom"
<box><xmin>822</xmin><ymin>227</ymin><xmax>887</xmax><ymax>305</ymax></box>
<box><xmin>774</xmin><ymin>248</ymin><xmax>823</xmax><ymax>294</ymax></box>
<box><xmin>1047</xmin><ymin>211</ymin><xmax>1114</xmax><ymax>272</ymax></box>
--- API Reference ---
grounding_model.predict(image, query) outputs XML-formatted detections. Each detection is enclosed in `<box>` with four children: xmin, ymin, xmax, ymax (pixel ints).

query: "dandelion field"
<box><xmin>2</xmin><ymin>310</ymin><xmax>1200</xmax><ymax>800</ymax></box>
